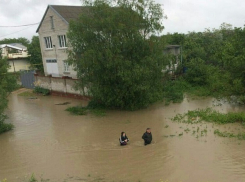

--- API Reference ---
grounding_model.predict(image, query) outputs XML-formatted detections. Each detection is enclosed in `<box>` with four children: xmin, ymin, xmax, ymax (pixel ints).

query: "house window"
<box><xmin>44</xmin><ymin>37</ymin><xmax>53</xmax><ymax>49</ymax></box>
<box><xmin>58</xmin><ymin>35</ymin><xmax>67</xmax><ymax>48</ymax></box>
<box><xmin>50</xmin><ymin>16</ymin><xmax>54</xmax><ymax>29</ymax></box>
<box><xmin>63</xmin><ymin>60</ymin><xmax>70</xmax><ymax>72</ymax></box>
<box><xmin>46</xmin><ymin>59</ymin><xmax>57</xmax><ymax>63</ymax></box>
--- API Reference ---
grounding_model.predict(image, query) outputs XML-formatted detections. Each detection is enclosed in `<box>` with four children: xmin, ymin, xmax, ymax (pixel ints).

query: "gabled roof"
<box><xmin>36</xmin><ymin>5</ymin><xmax>87</xmax><ymax>33</ymax></box>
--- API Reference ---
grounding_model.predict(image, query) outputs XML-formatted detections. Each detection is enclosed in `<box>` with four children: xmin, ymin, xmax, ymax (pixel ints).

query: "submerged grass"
<box><xmin>214</xmin><ymin>129</ymin><xmax>245</xmax><ymax>140</ymax></box>
<box><xmin>172</xmin><ymin>107</ymin><xmax>245</xmax><ymax>124</ymax></box>
<box><xmin>65</xmin><ymin>106</ymin><xmax>87</xmax><ymax>115</ymax></box>
<box><xmin>171</xmin><ymin>107</ymin><xmax>245</xmax><ymax>140</ymax></box>
<box><xmin>65</xmin><ymin>106</ymin><xmax>106</xmax><ymax>116</ymax></box>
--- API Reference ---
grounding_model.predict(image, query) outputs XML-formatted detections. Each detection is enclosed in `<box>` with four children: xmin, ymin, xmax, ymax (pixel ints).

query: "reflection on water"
<box><xmin>1</xmin><ymin>89</ymin><xmax>245</xmax><ymax>182</ymax></box>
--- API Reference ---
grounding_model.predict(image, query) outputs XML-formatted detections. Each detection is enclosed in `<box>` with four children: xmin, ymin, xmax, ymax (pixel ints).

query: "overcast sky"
<box><xmin>0</xmin><ymin>0</ymin><xmax>245</xmax><ymax>41</ymax></box>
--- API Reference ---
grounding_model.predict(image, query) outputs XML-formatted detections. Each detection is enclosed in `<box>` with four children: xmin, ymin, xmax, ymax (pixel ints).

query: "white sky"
<box><xmin>0</xmin><ymin>0</ymin><xmax>245</xmax><ymax>41</ymax></box>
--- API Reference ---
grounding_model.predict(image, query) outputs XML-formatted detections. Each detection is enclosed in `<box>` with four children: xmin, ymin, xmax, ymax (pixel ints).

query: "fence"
<box><xmin>34</xmin><ymin>75</ymin><xmax>89</xmax><ymax>99</ymax></box>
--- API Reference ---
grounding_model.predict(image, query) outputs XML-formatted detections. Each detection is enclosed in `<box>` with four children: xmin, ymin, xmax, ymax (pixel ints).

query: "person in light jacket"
<box><xmin>119</xmin><ymin>132</ymin><xmax>129</xmax><ymax>145</ymax></box>
<box><xmin>142</xmin><ymin>128</ymin><xmax>152</xmax><ymax>145</ymax></box>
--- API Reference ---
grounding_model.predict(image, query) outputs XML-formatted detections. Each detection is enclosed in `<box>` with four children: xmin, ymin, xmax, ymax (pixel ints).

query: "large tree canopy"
<box><xmin>0</xmin><ymin>37</ymin><xmax>30</xmax><ymax>47</ymax></box>
<box><xmin>68</xmin><ymin>0</ymin><xmax>167</xmax><ymax>110</ymax></box>
<box><xmin>27</xmin><ymin>36</ymin><xmax>43</xmax><ymax>72</ymax></box>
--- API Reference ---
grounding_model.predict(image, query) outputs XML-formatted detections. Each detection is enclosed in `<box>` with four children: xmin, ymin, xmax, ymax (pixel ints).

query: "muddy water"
<box><xmin>1</xmin><ymin>89</ymin><xmax>245</xmax><ymax>182</ymax></box>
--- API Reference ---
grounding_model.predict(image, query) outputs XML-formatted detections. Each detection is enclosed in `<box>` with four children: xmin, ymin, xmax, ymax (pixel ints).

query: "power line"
<box><xmin>0</xmin><ymin>26</ymin><xmax>32</xmax><ymax>38</ymax></box>
<box><xmin>0</xmin><ymin>22</ymin><xmax>39</xmax><ymax>28</ymax></box>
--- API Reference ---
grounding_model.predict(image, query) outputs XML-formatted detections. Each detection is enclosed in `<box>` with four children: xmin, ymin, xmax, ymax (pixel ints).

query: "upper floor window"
<box><xmin>58</xmin><ymin>35</ymin><xmax>67</xmax><ymax>48</ymax></box>
<box><xmin>50</xmin><ymin>16</ymin><xmax>54</xmax><ymax>29</ymax></box>
<box><xmin>44</xmin><ymin>36</ymin><xmax>52</xmax><ymax>49</ymax></box>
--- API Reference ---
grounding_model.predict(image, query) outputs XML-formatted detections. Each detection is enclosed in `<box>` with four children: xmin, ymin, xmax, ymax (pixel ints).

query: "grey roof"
<box><xmin>9</xmin><ymin>43</ymin><xmax>27</xmax><ymax>50</ymax></box>
<box><xmin>165</xmin><ymin>45</ymin><xmax>181</xmax><ymax>49</ymax></box>
<box><xmin>51</xmin><ymin>5</ymin><xmax>87</xmax><ymax>23</ymax></box>
<box><xmin>36</xmin><ymin>5</ymin><xmax>87</xmax><ymax>33</ymax></box>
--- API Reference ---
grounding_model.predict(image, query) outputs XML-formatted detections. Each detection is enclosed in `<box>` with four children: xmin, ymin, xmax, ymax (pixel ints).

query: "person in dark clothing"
<box><xmin>142</xmin><ymin>128</ymin><xmax>152</xmax><ymax>145</ymax></box>
<box><xmin>119</xmin><ymin>132</ymin><xmax>129</xmax><ymax>145</ymax></box>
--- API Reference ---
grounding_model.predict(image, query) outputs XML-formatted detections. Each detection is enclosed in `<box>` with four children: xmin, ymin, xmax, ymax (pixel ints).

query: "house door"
<box><xmin>46</xmin><ymin>59</ymin><xmax>59</xmax><ymax>77</ymax></box>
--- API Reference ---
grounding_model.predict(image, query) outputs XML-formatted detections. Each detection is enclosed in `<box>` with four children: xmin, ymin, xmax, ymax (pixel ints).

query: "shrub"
<box><xmin>34</xmin><ymin>86</ymin><xmax>50</xmax><ymax>96</ymax></box>
<box><xmin>0</xmin><ymin>115</ymin><xmax>14</xmax><ymax>134</ymax></box>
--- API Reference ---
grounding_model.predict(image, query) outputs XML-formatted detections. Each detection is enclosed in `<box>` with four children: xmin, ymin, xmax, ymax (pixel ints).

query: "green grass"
<box><xmin>171</xmin><ymin>107</ymin><xmax>245</xmax><ymax>140</ymax></box>
<box><xmin>172</xmin><ymin>107</ymin><xmax>245</xmax><ymax>124</ymax></box>
<box><xmin>65</xmin><ymin>106</ymin><xmax>106</xmax><ymax>116</ymax></box>
<box><xmin>18</xmin><ymin>91</ymin><xmax>36</xmax><ymax>97</ymax></box>
<box><xmin>65</xmin><ymin>106</ymin><xmax>87</xmax><ymax>115</ymax></box>
<box><xmin>214</xmin><ymin>129</ymin><xmax>245</xmax><ymax>140</ymax></box>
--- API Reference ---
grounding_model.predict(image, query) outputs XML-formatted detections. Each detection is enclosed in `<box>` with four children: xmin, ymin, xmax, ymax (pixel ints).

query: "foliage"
<box><xmin>18</xmin><ymin>91</ymin><xmax>36</xmax><ymax>97</ymax></box>
<box><xmin>172</xmin><ymin>107</ymin><xmax>245</xmax><ymax>124</ymax></box>
<box><xmin>67</xmin><ymin>0</ymin><xmax>167</xmax><ymax>110</ymax></box>
<box><xmin>65</xmin><ymin>105</ymin><xmax>106</xmax><ymax>116</ymax></box>
<box><xmin>34</xmin><ymin>86</ymin><xmax>50</xmax><ymax>96</ymax></box>
<box><xmin>162</xmin><ymin>23</ymin><xmax>245</xmax><ymax>101</ymax></box>
<box><xmin>0</xmin><ymin>37</ymin><xmax>30</xmax><ymax>47</ymax></box>
<box><xmin>29</xmin><ymin>173</ymin><xmax>38</xmax><ymax>182</ymax></box>
<box><xmin>162</xmin><ymin>78</ymin><xmax>189</xmax><ymax>104</ymax></box>
<box><xmin>27</xmin><ymin>36</ymin><xmax>43</xmax><ymax>72</ymax></box>
<box><xmin>65</xmin><ymin>106</ymin><xmax>87</xmax><ymax>115</ymax></box>
<box><xmin>0</xmin><ymin>56</ymin><xmax>17</xmax><ymax>134</ymax></box>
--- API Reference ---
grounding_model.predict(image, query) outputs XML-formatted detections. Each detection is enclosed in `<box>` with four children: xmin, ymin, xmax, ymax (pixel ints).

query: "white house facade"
<box><xmin>36</xmin><ymin>5</ymin><xmax>84</xmax><ymax>78</ymax></box>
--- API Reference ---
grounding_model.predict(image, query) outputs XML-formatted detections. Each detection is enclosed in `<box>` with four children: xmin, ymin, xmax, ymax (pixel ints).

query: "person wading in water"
<box><xmin>142</xmin><ymin>128</ymin><xmax>152</xmax><ymax>145</ymax></box>
<box><xmin>119</xmin><ymin>132</ymin><xmax>129</xmax><ymax>145</ymax></box>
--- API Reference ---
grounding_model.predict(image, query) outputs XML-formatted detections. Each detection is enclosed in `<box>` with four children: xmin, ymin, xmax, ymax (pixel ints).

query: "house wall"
<box><xmin>38</xmin><ymin>7</ymin><xmax>77</xmax><ymax>78</ymax></box>
<box><xmin>8</xmin><ymin>59</ymin><xmax>30</xmax><ymax>72</ymax></box>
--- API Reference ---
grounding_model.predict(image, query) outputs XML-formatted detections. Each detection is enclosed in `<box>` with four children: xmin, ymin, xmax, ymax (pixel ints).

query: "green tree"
<box><xmin>68</xmin><ymin>0</ymin><xmax>167</xmax><ymax>110</ymax></box>
<box><xmin>0</xmin><ymin>55</ymin><xmax>17</xmax><ymax>134</ymax></box>
<box><xmin>27</xmin><ymin>36</ymin><xmax>43</xmax><ymax>72</ymax></box>
<box><xmin>0</xmin><ymin>37</ymin><xmax>30</xmax><ymax>47</ymax></box>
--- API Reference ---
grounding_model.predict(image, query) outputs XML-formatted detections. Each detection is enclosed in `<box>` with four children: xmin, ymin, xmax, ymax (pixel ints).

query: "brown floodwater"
<box><xmin>1</xmin><ymin>89</ymin><xmax>245</xmax><ymax>182</ymax></box>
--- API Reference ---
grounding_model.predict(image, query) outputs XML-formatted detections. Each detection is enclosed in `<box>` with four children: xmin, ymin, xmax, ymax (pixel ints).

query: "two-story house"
<box><xmin>0</xmin><ymin>43</ymin><xmax>29</xmax><ymax>72</ymax></box>
<box><xmin>36</xmin><ymin>5</ymin><xmax>85</xmax><ymax>78</ymax></box>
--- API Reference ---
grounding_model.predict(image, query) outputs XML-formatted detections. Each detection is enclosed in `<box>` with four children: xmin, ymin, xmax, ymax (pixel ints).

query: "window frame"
<box><xmin>58</xmin><ymin>35</ymin><xmax>67</xmax><ymax>48</ymax></box>
<box><xmin>44</xmin><ymin>36</ymin><xmax>53</xmax><ymax>49</ymax></box>
<box><xmin>63</xmin><ymin>60</ymin><xmax>70</xmax><ymax>73</ymax></box>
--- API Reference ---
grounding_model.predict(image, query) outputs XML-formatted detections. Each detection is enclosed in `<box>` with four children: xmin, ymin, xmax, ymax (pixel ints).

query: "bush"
<box><xmin>65</xmin><ymin>106</ymin><xmax>87</xmax><ymax>115</ymax></box>
<box><xmin>34</xmin><ymin>86</ymin><xmax>50</xmax><ymax>96</ymax></box>
<box><xmin>65</xmin><ymin>104</ymin><xmax>106</xmax><ymax>116</ymax></box>
<box><xmin>162</xmin><ymin>78</ymin><xmax>190</xmax><ymax>104</ymax></box>
<box><xmin>0</xmin><ymin>115</ymin><xmax>14</xmax><ymax>134</ymax></box>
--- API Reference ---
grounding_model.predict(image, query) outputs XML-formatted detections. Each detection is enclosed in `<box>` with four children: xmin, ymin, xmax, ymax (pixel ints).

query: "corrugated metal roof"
<box><xmin>0</xmin><ymin>44</ymin><xmax>27</xmax><ymax>50</ymax></box>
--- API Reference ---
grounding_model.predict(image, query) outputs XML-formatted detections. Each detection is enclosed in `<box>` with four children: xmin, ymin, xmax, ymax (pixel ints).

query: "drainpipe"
<box><xmin>13</xmin><ymin>60</ymin><xmax>16</xmax><ymax>72</ymax></box>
